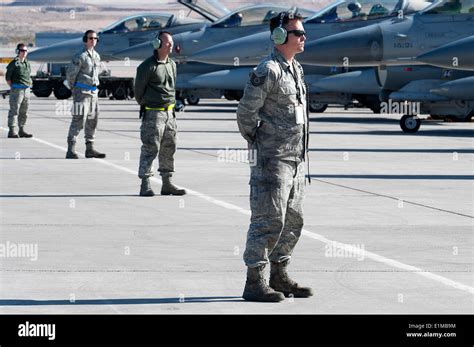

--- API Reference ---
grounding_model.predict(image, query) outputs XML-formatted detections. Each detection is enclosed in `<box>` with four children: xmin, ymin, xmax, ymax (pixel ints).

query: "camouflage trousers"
<box><xmin>67</xmin><ymin>90</ymin><xmax>99</xmax><ymax>144</ymax></box>
<box><xmin>243</xmin><ymin>158</ymin><xmax>305</xmax><ymax>268</ymax></box>
<box><xmin>138</xmin><ymin>109</ymin><xmax>177</xmax><ymax>179</ymax></box>
<box><xmin>8</xmin><ymin>88</ymin><xmax>29</xmax><ymax>132</ymax></box>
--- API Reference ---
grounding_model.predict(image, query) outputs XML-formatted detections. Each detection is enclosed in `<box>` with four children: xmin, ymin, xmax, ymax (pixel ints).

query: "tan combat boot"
<box><xmin>242</xmin><ymin>265</ymin><xmax>285</xmax><ymax>302</ymax></box>
<box><xmin>270</xmin><ymin>260</ymin><xmax>313</xmax><ymax>298</ymax></box>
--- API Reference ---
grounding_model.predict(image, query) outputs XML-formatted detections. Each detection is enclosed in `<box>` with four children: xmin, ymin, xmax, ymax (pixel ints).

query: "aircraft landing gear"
<box><xmin>309</xmin><ymin>101</ymin><xmax>328</xmax><ymax>113</ymax></box>
<box><xmin>400</xmin><ymin>114</ymin><xmax>421</xmax><ymax>133</ymax></box>
<box><xmin>186</xmin><ymin>95</ymin><xmax>200</xmax><ymax>105</ymax></box>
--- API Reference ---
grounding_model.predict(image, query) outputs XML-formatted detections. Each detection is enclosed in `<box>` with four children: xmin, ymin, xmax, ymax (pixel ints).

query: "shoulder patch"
<box><xmin>72</xmin><ymin>54</ymin><xmax>82</xmax><ymax>65</ymax></box>
<box><xmin>250</xmin><ymin>72</ymin><xmax>266</xmax><ymax>87</ymax></box>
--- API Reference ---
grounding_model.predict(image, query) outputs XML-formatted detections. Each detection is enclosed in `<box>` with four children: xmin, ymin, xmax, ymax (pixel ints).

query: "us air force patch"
<box><xmin>250</xmin><ymin>72</ymin><xmax>266</xmax><ymax>87</ymax></box>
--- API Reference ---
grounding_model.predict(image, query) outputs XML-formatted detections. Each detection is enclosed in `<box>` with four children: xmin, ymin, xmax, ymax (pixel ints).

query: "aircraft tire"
<box><xmin>186</xmin><ymin>96</ymin><xmax>200</xmax><ymax>105</ymax></box>
<box><xmin>32</xmin><ymin>81</ymin><xmax>52</xmax><ymax>98</ymax></box>
<box><xmin>309</xmin><ymin>102</ymin><xmax>328</xmax><ymax>113</ymax></box>
<box><xmin>53</xmin><ymin>84</ymin><xmax>72</xmax><ymax>100</ymax></box>
<box><xmin>400</xmin><ymin>114</ymin><xmax>421</xmax><ymax>133</ymax></box>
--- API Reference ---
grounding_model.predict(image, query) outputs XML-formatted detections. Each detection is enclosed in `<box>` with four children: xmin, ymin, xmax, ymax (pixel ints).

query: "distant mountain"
<box><xmin>8</xmin><ymin>0</ymin><xmax>85</xmax><ymax>5</ymax></box>
<box><xmin>7</xmin><ymin>0</ymin><xmax>171</xmax><ymax>5</ymax></box>
<box><xmin>7</xmin><ymin>0</ymin><xmax>318</xmax><ymax>7</ymax></box>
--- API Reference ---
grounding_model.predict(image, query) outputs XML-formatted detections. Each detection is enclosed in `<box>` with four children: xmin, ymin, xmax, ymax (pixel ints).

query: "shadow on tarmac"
<box><xmin>0</xmin><ymin>297</ymin><xmax>243</xmax><ymax>306</ymax></box>
<box><xmin>174</xmin><ymin>147</ymin><xmax>474</xmax><ymax>154</ymax></box>
<box><xmin>192</xmin><ymin>102</ymin><xmax>239</xmax><ymax>108</ymax></box>
<box><xmin>186</xmin><ymin>108</ymin><xmax>237</xmax><ymax>113</ymax></box>
<box><xmin>308</xmin><ymin>174</ymin><xmax>474</xmax><ymax>180</ymax></box>
<box><xmin>0</xmin><ymin>194</ymin><xmax>138</xmax><ymax>198</ymax></box>
<box><xmin>309</xmin><ymin>129</ymin><xmax>474</xmax><ymax>138</ymax></box>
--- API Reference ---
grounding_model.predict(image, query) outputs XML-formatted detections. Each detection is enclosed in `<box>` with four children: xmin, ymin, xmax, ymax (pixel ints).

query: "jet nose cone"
<box><xmin>189</xmin><ymin>45</ymin><xmax>234</xmax><ymax>65</ymax></box>
<box><xmin>300</xmin><ymin>24</ymin><xmax>384</xmax><ymax>67</ymax></box>
<box><xmin>113</xmin><ymin>41</ymin><xmax>152</xmax><ymax>61</ymax></box>
<box><xmin>431</xmin><ymin>76</ymin><xmax>474</xmax><ymax>100</ymax></box>
<box><xmin>189</xmin><ymin>32</ymin><xmax>271</xmax><ymax>66</ymax></box>
<box><xmin>416</xmin><ymin>36</ymin><xmax>474</xmax><ymax>71</ymax></box>
<box><xmin>189</xmin><ymin>67</ymin><xmax>252</xmax><ymax>89</ymax></box>
<box><xmin>313</xmin><ymin>69</ymin><xmax>381</xmax><ymax>95</ymax></box>
<box><xmin>28</xmin><ymin>38</ymin><xmax>83</xmax><ymax>63</ymax></box>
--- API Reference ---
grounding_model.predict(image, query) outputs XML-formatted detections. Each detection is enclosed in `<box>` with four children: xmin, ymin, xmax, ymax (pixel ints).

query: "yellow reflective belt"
<box><xmin>145</xmin><ymin>104</ymin><xmax>175</xmax><ymax>111</ymax></box>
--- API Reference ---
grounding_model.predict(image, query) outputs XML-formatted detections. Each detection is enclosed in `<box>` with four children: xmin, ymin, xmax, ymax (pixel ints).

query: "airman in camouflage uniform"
<box><xmin>5</xmin><ymin>43</ymin><xmax>33</xmax><ymax>138</ymax></box>
<box><xmin>237</xmin><ymin>12</ymin><xmax>313</xmax><ymax>302</ymax></box>
<box><xmin>65</xmin><ymin>30</ymin><xmax>106</xmax><ymax>159</ymax></box>
<box><xmin>135</xmin><ymin>31</ymin><xmax>186</xmax><ymax>197</ymax></box>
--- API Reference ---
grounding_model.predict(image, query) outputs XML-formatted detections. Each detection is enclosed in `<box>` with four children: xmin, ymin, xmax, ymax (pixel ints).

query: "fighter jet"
<box><xmin>27</xmin><ymin>12</ymin><xmax>218</xmax><ymax>63</ymax></box>
<box><xmin>299</xmin><ymin>0</ymin><xmax>474</xmax><ymax>67</ymax></box>
<box><xmin>298</xmin><ymin>0</ymin><xmax>474</xmax><ymax>131</ymax></box>
<box><xmin>186</xmin><ymin>0</ymin><xmax>433</xmax><ymax>113</ymax></box>
<box><xmin>188</xmin><ymin>0</ymin><xmax>433</xmax><ymax>65</ymax></box>
<box><xmin>110</xmin><ymin>1</ymin><xmax>315</xmax><ymax>106</ymax></box>
<box><xmin>112</xmin><ymin>1</ymin><xmax>316</xmax><ymax>61</ymax></box>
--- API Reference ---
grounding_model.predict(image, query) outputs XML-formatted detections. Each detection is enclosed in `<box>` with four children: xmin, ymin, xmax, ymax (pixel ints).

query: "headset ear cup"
<box><xmin>271</xmin><ymin>27</ymin><xmax>287</xmax><ymax>45</ymax></box>
<box><xmin>152</xmin><ymin>37</ymin><xmax>161</xmax><ymax>50</ymax></box>
<box><xmin>83</xmin><ymin>35</ymin><xmax>87</xmax><ymax>43</ymax></box>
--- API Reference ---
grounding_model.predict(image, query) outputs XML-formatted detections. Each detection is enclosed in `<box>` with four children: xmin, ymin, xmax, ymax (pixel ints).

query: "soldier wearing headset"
<box><xmin>65</xmin><ymin>29</ymin><xmax>106</xmax><ymax>159</ymax></box>
<box><xmin>5</xmin><ymin>43</ymin><xmax>33</xmax><ymax>138</ymax></box>
<box><xmin>237</xmin><ymin>11</ymin><xmax>313</xmax><ymax>302</ymax></box>
<box><xmin>134</xmin><ymin>31</ymin><xmax>186</xmax><ymax>197</ymax></box>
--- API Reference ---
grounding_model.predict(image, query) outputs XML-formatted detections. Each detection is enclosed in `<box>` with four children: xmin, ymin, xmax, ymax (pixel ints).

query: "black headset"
<box><xmin>83</xmin><ymin>30</ymin><xmax>99</xmax><ymax>43</ymax></box>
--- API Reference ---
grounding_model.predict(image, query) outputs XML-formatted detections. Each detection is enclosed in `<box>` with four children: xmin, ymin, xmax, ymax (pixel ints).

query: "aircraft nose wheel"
<box><xmin>400</xmin><ymin>114</ymin><xmax>421</xmax><ymax>133</ymax></box>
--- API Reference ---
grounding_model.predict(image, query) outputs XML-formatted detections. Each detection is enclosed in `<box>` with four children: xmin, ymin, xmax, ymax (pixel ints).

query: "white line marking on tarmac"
<box><xmin>3</xmin><ymin>127</ymin><xmax>474</xmax><ymax>296</ymax></box>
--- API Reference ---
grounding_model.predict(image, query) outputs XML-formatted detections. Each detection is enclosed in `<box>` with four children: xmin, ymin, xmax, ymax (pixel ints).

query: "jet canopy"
<box><xmin>423</xmin><ymin>0</ymin><xmax>474</xmax><ymax>14</ymax></box>
<box><xmin>100</xmin><ymin>14</ymin><xmax>173</xmax><ymax>34</ymax></box>
<box><xmin>305</xmin><ymin>0</ymin><xmax>431</xmax><ymax>23</ymax></box>
<box><xmin>211</xmin><ymin>5</ymin><xmax>316</xmax><ymax>28</ymax></box>
<box><xmin>178</xmin><ymin>0</ymin><xmax>230</xmax><ymax>22</ymax></box>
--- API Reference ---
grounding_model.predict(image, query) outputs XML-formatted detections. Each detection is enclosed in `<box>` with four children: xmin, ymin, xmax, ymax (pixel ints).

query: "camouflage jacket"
<box><xmin>237</xmin><ymin>48</ymin><xmax>308</xmax><ymax>163</ymax></box>
<box><xmin>66</xmin><ymin>47</ymin><xmax>101</xmax><ymax>94</ymax></box>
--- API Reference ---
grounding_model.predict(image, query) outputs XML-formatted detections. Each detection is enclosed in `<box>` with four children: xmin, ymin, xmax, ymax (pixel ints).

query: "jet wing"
<box><xmin>178</xmin><ymin>0</ymin><xmax>230</xmax><ymax>23</ymax></box>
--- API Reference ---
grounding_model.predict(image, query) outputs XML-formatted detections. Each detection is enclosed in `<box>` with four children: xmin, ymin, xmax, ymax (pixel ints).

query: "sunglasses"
<box><xmin>88</xmin><ymin>37</ymin><xmax>98</xmax><ymax>41</ymax></box>
<box><xmin>19</xmin><ymin>49</ymin><xmax>28</xmax><ymax>52</ymax></box>
<box><xmin>287</xmin><ymin>30</ymin><xmax>306</xmax><ymax>37</ymax></box>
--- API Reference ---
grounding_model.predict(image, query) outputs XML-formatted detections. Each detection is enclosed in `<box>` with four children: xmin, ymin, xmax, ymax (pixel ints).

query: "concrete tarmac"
<box><xmin>0</xmin><ymin>96</ymin><xmax>473</xmax><ymax>314</ymax></box>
